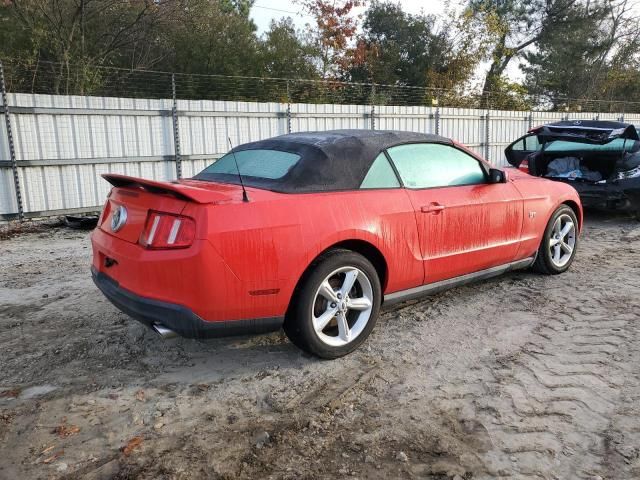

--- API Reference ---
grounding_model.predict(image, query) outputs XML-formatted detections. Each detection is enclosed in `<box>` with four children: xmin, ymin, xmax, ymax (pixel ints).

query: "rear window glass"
<box><xmin>199</xmin><ymin>149</ymin><xmax>300</xmax><ymax>179</ymax></box>
<box><xmin>546</xmin><ymin>138</ymin><xmax>639</xmax><ymax>153</ymax></box>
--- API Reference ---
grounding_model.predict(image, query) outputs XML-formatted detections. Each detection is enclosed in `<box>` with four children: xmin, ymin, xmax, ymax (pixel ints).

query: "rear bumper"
<box><xmin>557</xmin><ymin>177</ymin><xmax>640</xmax><ymax>209</ymax></box>
<box><xmin>91</xmin><ymin>267</ymin><xmax>283</xmax><ymax>339</ymax></box>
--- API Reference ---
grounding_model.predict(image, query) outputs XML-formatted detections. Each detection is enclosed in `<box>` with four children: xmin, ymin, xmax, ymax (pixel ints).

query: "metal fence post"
<box><xmin>286</xmin><ymin>80</ymin><xmax>292</xmax><ymax>134</ymax></box>
<box><xmin>484</xmin><ymin>110</ymin><xmax>491</xmax><ymax>162</ymax></box>
<box><xmin>171</xmin><ymin>74</ymin><xmax>182</xmax><ymax>179</ymax></box>
<box><xmin>434</xmin><ymin>99</ymin><xmax>440</xmax><ymax>136</ymax></box>
<box><xmin>528</xmin><ymin>111</ymin><xmax>533</xmax><ymax>130</ymax></box>
<box><xmin>0</xmin><ymin>60</ymin><xmax>24</xmax><ymax>221</ymax></box>
<box><xmin>370</xmin><ymin>84</ymin><xmax>376</xmax><ymax>130</ymax></box>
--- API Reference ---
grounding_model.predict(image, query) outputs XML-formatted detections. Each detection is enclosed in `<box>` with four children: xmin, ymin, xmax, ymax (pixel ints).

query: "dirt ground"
<box><xmin>1</xmin><ymin>211</ymin><xmax>639</xmax><ymax>480</ymax></box>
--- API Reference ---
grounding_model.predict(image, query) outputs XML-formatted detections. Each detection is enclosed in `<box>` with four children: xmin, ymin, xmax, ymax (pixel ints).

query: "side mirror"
<box><xmin>489</xmin><ymin>168</ymin><xmax>507</xmax><ymax>184</ymax></box>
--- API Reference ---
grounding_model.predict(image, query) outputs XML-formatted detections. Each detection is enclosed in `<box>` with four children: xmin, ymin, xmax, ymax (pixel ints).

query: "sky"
<box><xmin>250</xmin><ymin>0</ymin><xmax>448</xmax><ymax>33</ymax></box>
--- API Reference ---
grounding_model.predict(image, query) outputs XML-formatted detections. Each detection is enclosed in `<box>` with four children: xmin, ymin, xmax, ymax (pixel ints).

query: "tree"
<box><xmin>0</xmin><ymin>1</ymin><xmax>176</xmax><ymax>79</ymax></box>
<box><xmin>348</xmin><ymin>2</ymin><xmax>444</xmax><ymax>86</ymax></box>
<box><xmin>347</xmin><ymin>1</ymin><xmax>483</xmax><ymax>96</ymax></box>
<box><xmin>521</xmin><ymin>0</ymin><xmax>640</xmax><ymax>107</ymax></box>
<box><xmin>521</xmin><ymin>1</ymin><xmax>611</xmax><ymax>104</ymax></box>
<box><xmin>159</xmin><ymin>0</ymin><xmax>261</xmax><ymax>77</ymax></box>
<box><xmin>299</xmin><ymin>0</ymin><xmax>363</xmax><ymax>78</ymax></box>
<box><xmin>600</xmin><ymin>33</ymin><xmax>640</xmax><ymax>106</ymax></box>
<box><xmin>467</xmin><ymin>0</ymin><xmax>581</xmax><ymax>96</ymax></box>
<box><xmin>260</xmin><ymin>18</ymin><xmax>319</xmax><ymax>79</ymax></box>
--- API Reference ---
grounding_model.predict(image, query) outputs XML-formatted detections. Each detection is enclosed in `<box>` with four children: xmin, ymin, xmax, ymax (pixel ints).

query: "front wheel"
<box><xmin>533</xmin><ymin>205</ymin><xmax>579</xmax><ymax>274</ymax></box>
<box><xmin>284</xmin><ymin>249</ymin><xmax>381</xmax><ymax>359</ymax></box>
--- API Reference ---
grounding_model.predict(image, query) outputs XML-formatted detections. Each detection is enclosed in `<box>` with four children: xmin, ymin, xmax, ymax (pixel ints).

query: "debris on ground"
<box><xmin>122</xmin><ymin>436</ymin><xmax>144</xmax><ymax>456</ymax></box>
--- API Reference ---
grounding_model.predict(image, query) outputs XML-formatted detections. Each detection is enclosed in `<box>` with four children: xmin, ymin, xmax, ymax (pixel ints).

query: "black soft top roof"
<box><xmin>194</xmin><ymin>129</ymin><xmax>452</xmax><ymax>193</ymax></box>
<box><xmin>531</xmin><ymin>120</ymin><xmax>639</xmax><ymax>144</ymax></box>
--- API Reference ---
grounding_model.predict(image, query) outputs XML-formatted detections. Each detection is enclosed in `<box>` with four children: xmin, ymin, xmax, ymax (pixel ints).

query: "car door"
<box><xmin>386</xmin><ymin>143</ymin><xmax>524</xmax><ymax>284</ymax></box>
<box><xmin>505</xmin><ymin>133</ymin><xmax>541</xmax><ymax>168</ymax></box>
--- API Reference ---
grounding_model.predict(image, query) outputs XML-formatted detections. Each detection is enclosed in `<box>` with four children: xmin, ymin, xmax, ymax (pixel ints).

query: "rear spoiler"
<box><xmin>102</xmin><ymin>174</ymin><xmax>232</xmax><ymax>204</ymax></box>
<box><xmin>529</xmin><ymin>120</ymin><xmax>639</xmax><ymax>145</ymax></box>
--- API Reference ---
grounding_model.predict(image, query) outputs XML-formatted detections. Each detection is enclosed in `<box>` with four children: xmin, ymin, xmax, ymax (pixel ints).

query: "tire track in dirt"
<box><xmin>421</xmin><ymin>220</ymin><xmax>640</xmax><ymax>479</ymax></box>
<box><xmin>2</xmin><ymin>214</ymin><xmax>639</xmax><ymax>480</ymax></box>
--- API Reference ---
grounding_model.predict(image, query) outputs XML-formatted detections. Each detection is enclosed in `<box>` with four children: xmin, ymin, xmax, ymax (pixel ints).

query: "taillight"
<box><xmin>518</xmin><ymin>159</ymin><xmax>529</xmax><ymax>173</ymax></box>
<box><xmin>97</xmin><ymin>199</ymin><xmax>112</xmax><ymax>227</ymax></box>
<box><xmin>140</xmin><ymin>211</ymin><xmax>196</xmax><ymax>249</ymax></box>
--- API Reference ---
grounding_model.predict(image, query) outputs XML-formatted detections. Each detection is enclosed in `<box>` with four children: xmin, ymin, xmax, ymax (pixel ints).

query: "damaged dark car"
<box><xmin>505</xmin><ymin>120</ymin><xmax>640</xmax><ymax>218</ymax></box>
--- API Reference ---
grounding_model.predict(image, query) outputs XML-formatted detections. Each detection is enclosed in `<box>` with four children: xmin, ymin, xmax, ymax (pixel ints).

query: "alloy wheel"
<box><xmin>549</xmin><ymin>213</ymin><xmax>576</xmax><ymax>268</ymax></box>
<box><xmin>311</xmin><ymin>266</ymin><xmax>374</xmax><ymax>347</ymax></box>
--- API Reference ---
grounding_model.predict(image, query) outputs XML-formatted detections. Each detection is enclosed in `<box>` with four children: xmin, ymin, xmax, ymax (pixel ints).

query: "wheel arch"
<box><xmin>326</xmin><ymin>239</ymin><xmax>388</xmax><ymax>291</ymax></box>
<box><xmin>561</xmin><ymin>199</ymin><xmax>583</xmax><ymax>231</ymax></box>
<box><xmin>284</xmin><ymin>239</ymin><xmax>389</xmax><ymax>319</ymax></box>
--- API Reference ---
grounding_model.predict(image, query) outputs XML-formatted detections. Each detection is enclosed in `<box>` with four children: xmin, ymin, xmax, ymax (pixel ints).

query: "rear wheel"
<box><xmin>533</xmin><ymin>205</ymin><xmax>579</xmax><ymax>274</ymax></box>
<box><xmin>284</xmin><ymin>249</ymin><xmax>381</xmax><ymax>359</ymax></box>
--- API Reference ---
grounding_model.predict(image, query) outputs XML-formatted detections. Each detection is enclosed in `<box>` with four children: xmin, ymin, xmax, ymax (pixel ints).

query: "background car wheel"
<box><xmin>284</xmin><ymin>249</ymin><xmax>381</xmax><ymax>359</ymax></box>
<box><xmin>533</xmin><ymin>205</ymin><xmax>579</xmax><ymax>275</ymax></box>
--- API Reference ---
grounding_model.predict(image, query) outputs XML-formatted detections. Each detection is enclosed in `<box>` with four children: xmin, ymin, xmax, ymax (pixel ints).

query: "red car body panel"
<box><xmin>506</xmin><ymin>168</ymin><xmax>583</xmax><ymax>258</ymax></box>
<box><xmin>93</xmin><ymin>183</ymin><xmax>425</xmax><ymax>322</ymax></box>
<box><xmin>91</xmin><ymin>134</ymin><xmax>582</xmax><ymax>338</ymax></box>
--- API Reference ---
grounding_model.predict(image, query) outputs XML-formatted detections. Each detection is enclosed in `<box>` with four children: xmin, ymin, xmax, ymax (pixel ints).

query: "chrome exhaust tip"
<box><xmin>152</xmin><ymin>324</ymin><xmax>178</xmax><ymax>339</ymax></box>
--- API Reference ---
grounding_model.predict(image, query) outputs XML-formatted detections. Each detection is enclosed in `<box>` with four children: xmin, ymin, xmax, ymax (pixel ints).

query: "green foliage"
<box><xmin>158</xmin><ymin>0</ymin><xmax>262</xmax><ymax>77</ymax></box>
<box><xmin>260</xmin><ymin>19</ymin><xmax>320</xmax><ymax>80</ymax></box>
<box><xmin>521</xmin><ymin>0</ymin><xmax>640</xmax><ymax>107</ymax></box>
<box><xmin>521</xmin><ymin>2</ymin><xmax>611</xmax><ymax>102</ymax></box>
<box><xmin>348</xmin><ymin>2</ymin><xmax>445</xmax><ymax>86</ymax></box>
<box><xmin>0</xmin><ymin>0</ymin><xmax>638</xmax><ymax>108</ymax></box>
<box><xmin>299</xmin><ymin>0</ymin><xmax>363</xmax><ymax>78</ymax></box>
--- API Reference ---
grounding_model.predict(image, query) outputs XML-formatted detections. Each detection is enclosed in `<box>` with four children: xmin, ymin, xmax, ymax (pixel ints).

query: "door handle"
<box><xmin>421</xmin><ymin>203</ymin><xmax>446</xmax><ymax>213</ymax></box>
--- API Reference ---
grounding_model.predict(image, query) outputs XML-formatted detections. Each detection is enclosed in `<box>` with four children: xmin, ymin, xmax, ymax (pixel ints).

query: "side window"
<box><xmin>510</xmin><ymin>134</ymin><xmax>542</xmax><ymax>152</ymax></box>
<box><xmin>387</xmin><ymin>143</ymin><xmax>486</xmax><ymax>189</ymax></box>
<box><xmin>523</xmin><ymin>135</ymin><xmax>542</xmax><ymax>151</ymax></box>
<box><xmin>510</xmin><ymin>138</ymin><xmax>526</xmax><ymax>151</ymax></box>
<box><xmin>360</xmin><ymin>153</ymin><xmax>401</xmax><ymax>189</ymax></box>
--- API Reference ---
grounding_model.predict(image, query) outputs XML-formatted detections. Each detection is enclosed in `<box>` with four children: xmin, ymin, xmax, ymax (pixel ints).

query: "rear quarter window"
<box><xmin>360</xmin><ymin>153</ymin><xmax>400</xmax><ymax>189</ymax></box>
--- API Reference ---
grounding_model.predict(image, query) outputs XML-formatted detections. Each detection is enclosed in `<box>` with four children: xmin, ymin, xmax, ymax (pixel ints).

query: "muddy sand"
<box><xmin>1</xmin><ymin>211</ymin><xmax>639</xmax><ymax>479</ymax></box>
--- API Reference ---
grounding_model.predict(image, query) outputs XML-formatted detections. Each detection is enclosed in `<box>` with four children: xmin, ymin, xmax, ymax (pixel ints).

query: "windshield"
<box><xmin>195</xmin><ymin>149</ymin><xmax>301</xmax><ymax>183</ymax></box>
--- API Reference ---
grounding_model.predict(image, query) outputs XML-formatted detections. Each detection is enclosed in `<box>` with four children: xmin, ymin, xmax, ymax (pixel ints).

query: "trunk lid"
<box><xmin>100</xmin><ymin>174</ymin><xmax>245</xmax><ymax>244</ymax></box>
<box><xmin>102</xmin><ymin>174</ymin><xmax>242</xmax><ymax>204</ymax></box>
<box><xmin>530</xmin><ymin>120</ymin><xmax>639</xmax><ymax>145</ymax></box>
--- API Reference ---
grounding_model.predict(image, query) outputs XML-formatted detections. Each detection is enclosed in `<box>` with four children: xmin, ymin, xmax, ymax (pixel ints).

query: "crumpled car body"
<box><xmin>505</xmin><ymin>120</ymin><xmax>640</xmax><ymax>217</ymax></box>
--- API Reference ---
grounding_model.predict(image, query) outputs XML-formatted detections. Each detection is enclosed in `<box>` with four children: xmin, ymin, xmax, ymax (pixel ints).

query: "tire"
<box><xmin>532</xmin><ymin>205</ymin><xmax>579</xmax><ymax>275</ymax></box>
<box><xmin>284</xmin><ymin>249</ymin><xmax>381</xmax><ymax>359</ymax></box>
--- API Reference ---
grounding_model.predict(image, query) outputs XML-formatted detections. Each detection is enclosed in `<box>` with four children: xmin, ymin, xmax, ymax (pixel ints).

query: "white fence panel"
<box><xmin>625</xmin><ymin>114</ymin><xmax>640</xmax><ymax>125</ymax></box>
<box><xmin>0</xmin><ymin>113</ymin><xmax>16</xmax><ymax>214</ymax></box>
<box><xmin>490</xmin><ymin>110</ymin><xmax>531</xmax><ymax>166</ymax></box>
<box><xmin>177</xmin><ymin>100</ymin><xmax>285</xmax><ymax>154</ymax></box>
<box><xmin>0</xmin><ymin>168</ymin><xmax>17</xmax><ymax>215</ymax></box>
<box><xmin>376</xmin><ymin>105</ymin><xmax>434</xmax><ymax>133</ymax></box>
<box><xmin>290</xmin><ymin>103</ymin><xmax>370</xmax><ymax>132</ymax></box>
<box><xmin>0</xmin><ymin>92</ymin><xmax>635</xmax><ymax>220</ymax></box>
<box><xmin>441</xmin><ymin>108</ymin><xmax>486</xmax><ymax>156</ymax></box>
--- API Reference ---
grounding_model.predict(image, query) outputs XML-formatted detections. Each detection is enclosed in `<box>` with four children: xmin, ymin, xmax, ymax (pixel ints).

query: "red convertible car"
<box><xmin>91</xmin><ymin>130</ymin><xmax>582</xmax><ymax>358</ymax></box>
